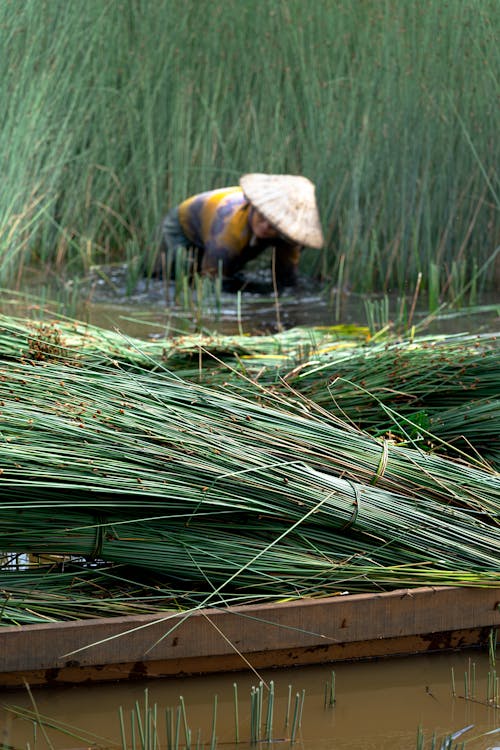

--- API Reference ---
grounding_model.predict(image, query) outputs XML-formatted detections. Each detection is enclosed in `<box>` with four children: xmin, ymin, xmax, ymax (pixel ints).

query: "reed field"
<box><xmin>1</xmin><ymin>0</ymin><xmax>499</xmax><ymax>299</ymax></box>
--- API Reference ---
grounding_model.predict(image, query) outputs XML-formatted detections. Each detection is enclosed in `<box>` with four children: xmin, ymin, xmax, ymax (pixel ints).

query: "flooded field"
<box><xmin>2</xmin><ymin>268</ymin><xmax>499</xmax><ymax>340</ymax></box>
<box><xmin>80</xmin><ymin>273</ymin><xmax>500</xmax><ymax>339</ymax></box>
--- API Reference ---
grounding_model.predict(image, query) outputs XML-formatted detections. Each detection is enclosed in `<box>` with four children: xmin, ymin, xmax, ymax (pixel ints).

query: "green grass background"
<box><xmin>1</xmin><ymin>0</ymin><xmax>498</xmax><ymax>296</ymax></box>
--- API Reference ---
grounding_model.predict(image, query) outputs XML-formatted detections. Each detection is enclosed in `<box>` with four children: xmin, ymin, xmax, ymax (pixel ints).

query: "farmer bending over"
<box><xmin>159</xmin><ymin>173</ymin><xmax>324</xmax><ymax>292</ymax></box>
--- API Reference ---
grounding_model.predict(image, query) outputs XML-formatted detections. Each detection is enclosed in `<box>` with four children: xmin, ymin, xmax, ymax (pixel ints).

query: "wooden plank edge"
<box><xmin>0</xmin><ymin>627</ymin><xmax>494</xmax><ymax>688</ymax></box>
<box><xmin>1</xmin><ymin>586</ymin><xmax>499</xmax><ymax>686</ymax></box>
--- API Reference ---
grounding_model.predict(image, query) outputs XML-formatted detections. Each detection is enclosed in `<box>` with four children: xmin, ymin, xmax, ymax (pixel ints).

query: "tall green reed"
<box><xmin>0</xmin><ymin>0</ymin><xmax>497</xmax><ymax>301</ymax></box>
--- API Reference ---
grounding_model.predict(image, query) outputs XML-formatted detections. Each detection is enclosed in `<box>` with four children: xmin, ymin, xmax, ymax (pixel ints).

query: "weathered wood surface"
<box><xmin>1</xmin><ymin>586</ymin><xmax>499</xmax><ymax>686</ymax></box>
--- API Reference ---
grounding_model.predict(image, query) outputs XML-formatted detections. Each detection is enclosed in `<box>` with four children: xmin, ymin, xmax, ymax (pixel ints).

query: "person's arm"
<box><xmin>201</xmin><ymin>243</ymin><xmax>245</xmax><ymax>278</ymax></box>
<box><xmin>274</xmin><ymin>243</ymin><xmax>301</xmax><ymax>288</ymax></box>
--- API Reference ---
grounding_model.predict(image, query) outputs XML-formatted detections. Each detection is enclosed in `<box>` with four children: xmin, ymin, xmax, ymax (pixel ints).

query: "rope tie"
<box><xmin>371</xmin><ymin>438</ymin><xmax>389</xmax><ymax>486</ymax></box>
<box><xmin>341</xmin><ymin>481</ymin><xmax>361</xmax><ymax>530</ymax></box>
<box><xmin>89</xmin><ymin>515</ymin><xmax>105</xmax><ymax>559</ymax></box>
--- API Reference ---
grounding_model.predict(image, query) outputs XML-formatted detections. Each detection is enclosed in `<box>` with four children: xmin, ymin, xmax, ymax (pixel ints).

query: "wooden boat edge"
<box><xmin>2</xmin><ymin>586</ymin><xmax>499</xmax><ymax>687</ymax></box>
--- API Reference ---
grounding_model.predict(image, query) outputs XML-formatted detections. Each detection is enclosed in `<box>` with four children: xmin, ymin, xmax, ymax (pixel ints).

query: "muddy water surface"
<box><xmin>1</xmin><ymin>650</ymin><xmax>498</xmax><ymax>749</ymax></box>
<box><xmin>2</xmin><ymin>271</ymin><xmax>499</xmax><ymax>338</ymax></box>
<box><xmin>78</xmin><ymin>286</ymin><xmax>500</xmax><ymax>340</ymax></box>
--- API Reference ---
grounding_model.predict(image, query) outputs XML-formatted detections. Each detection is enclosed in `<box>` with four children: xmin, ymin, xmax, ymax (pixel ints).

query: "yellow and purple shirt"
<box><xmin>177</xmin><ymin>187</ymin><xmax>301</xmax><ymax>284</ymax></box>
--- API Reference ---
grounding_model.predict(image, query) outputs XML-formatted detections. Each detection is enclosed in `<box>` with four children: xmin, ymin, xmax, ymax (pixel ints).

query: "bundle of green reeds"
<box><xmin>1</xmin><ymin>320</ymin><xmax>498</xmax><ymax>622</ymax></box>
<box><xmin>284</xmin><ymin>333</ymin><xmax>499</xmax><ymax>416</ymax></box>
<box><xmin>1</xmin><ymin>315</ymin><xmax>498</xmax><ymax>470</ymax></box>
<box><xmin>1</xmin><ymin>499</ymin><xmax>498</xmax><ymax>605</ymax></box>
<box><xmin>0</xmin><ymin>563</ymin><xmax>188</xmax><ymax>624</ymax></box>
<box><xmin>279</xmin><ymin>333</ymin><xmax>500</xmax><ymax>468</ymax></box>
<box><xmin>0</xmin><ymin>314</ymin><xmax>368</xmax><ymax>371</ymax></box>
<box><xmin>429</xmin><ymin>398</ymin><xmax>500</xmax><ymax>467</ymax></box>
<box><xmin>0</xmin><ymin>353</ymin><xmax>498</xmax><ymax>620</ymax></box>
<box><xmin>0</xmin><ymin>357</ymin><xmax>497</xmax><ymax>512</ymax></box>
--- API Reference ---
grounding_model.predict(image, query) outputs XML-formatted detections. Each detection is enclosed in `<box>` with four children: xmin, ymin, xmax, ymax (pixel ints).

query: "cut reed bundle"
<box><xmin>0</xmin><ymin>348</ymin><xmax>498</xmax><ymax>621</ymax></box>
<box><xmin>0</xmin><ymin>314</ymin><xmax>368</xmax><ymax>370</ymax></box>
<box><xmin>429</xmin><ymin>399</ymin><xmax>500</xmax><ymax>468</ymax></box>
<box><xmin>2</xmin><ymin>317</ymin><xmax>497</xmax><ymax>466</ymax></box>
<box><xmin>279</xmin><ymin>332</ymin><xmax>500</xmax><ymax>467</ymax></box>
<box><xmin>285</xmin><ymin>333</ymin><xmax>499</xmax><ymax>415</ymax></box>
<box><xmin>1</xmin><ymin>491</ymin><xmax>499</xmax><ymax>622</ymax></box>
<box><xmin>0</xmin><ymin>564</ymin><xmax>188</xmax><ymax>625</ymax></box>
<box><xmin>1</xmin><ymin>316</ymin><xmax>498</xmax><ymax>471</ymax></box>
<box><xmin>0</xmin><ymin>357</ymin><xmax>497</xmax><ymax>515</ymax></box>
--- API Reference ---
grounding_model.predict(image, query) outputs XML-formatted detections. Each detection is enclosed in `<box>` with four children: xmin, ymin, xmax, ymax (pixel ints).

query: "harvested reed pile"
<box><xmin>1</xmin><ymin>499</ymin><xmax>498</xmax><ymax>604</ymax></box>
<box><xmin>0</xmin><ymin>315</ymin><xmax>368</xmax><ymax>370</ymax></box>
<box><xmin>1</xmin><ymin>315</ymin><xmax>498</xmax><ymax>469</ymax></box>
<box><xmin>279</xmin><ymin>333</ymin><xmax>500</xmax><ymax>468</ymax></box>
<box><xmin>0</xmin><ymin>318</ymin><xmax>498</xmax><ymax>622</ymax></box>
<box><xmin>283</xmin><ymin>333</ymin><xmax>499</xmax><ymax>418</ymax></box>
<box><xmin>0</xmin><ymin>563</ymin><xmax>184</xmax><ymax>624</ymax></box>
<box><xmin>0</xmin><ymin>358</ymin><xmax>498</xmax><ymax>512</ymax></box>
<box><xmin>0</xmin><ymin>351</ymin><xmax>498</xmax><ymax>624</ymax></box>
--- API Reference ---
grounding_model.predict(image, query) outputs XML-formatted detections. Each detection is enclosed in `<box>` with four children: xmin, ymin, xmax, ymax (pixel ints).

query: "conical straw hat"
<box><xmin>240</xmin><ymin>173</ymin><xmax>324</xmax><ymax>249</ymax></box>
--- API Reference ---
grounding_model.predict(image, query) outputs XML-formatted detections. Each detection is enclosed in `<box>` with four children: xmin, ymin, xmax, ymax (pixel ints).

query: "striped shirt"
<box><xmin>177</xmin><ymin>187</ymin><xmax>301</xmax><ymax>284</ymax></box>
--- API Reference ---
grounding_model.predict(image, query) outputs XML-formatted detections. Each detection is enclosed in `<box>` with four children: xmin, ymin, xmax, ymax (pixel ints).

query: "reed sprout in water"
<box><xmin>3</xmin><ymin>681</ymin><xmax>313</xmax><ymax>748</ymax></box>
<box><xmin>3</xmin><ymin>663</ymin><xmax>499</xmax><ymax>749</ymax></box>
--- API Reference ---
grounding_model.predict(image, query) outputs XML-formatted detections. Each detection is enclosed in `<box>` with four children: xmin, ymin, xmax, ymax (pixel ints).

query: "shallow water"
<box><xmin>1</xmin><ymin>650</ymin><xmax>498</xmax><ymax>749</ymax></box>
<box><xmin>81</xmin><ymin>280</ymin><xmax>500</xmax><ymax>340</ymax></box>
<box><xmin>2</xmin><ymin>269</ymin><xmax>499</xmax><ymax>340</ymax></box>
